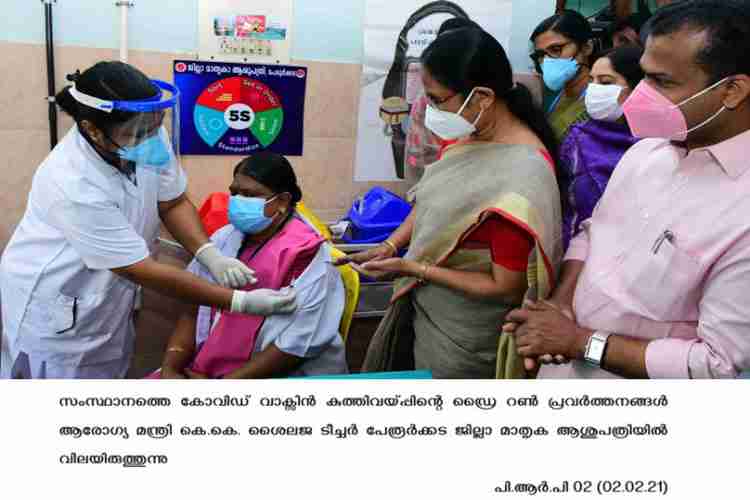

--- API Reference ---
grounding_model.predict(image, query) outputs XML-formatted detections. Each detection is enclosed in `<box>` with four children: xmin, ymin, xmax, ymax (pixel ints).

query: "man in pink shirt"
<box><xmin>505</xmin><ymin>0</ymin><xmax>750</xmax><ymax>379</ymax></box>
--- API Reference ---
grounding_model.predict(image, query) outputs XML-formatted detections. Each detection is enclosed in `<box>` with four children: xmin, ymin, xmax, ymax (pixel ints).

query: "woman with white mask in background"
<box><xmin>339</xmin><ymin>27</ymin><xmax>562</xmax><ymax>379</ymax></box>
<box><xmin>558</xmin><ymin>46</ymin><xmax>645</xmax><ymax>250</ymax></box>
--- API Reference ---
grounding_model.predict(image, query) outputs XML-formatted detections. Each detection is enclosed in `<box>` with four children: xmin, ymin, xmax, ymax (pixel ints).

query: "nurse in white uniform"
<box><xmin>0</xmin><ymin>61</ymin><xmax>296</xmax><ymax>379</ymax></box>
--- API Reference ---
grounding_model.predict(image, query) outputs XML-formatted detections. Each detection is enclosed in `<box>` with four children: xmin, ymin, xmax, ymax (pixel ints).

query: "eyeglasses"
<box><xmin>530</xmin><ymin>41</ymin><xmax>575</xmax><ymax>67</ymax></box>
<box><xmin>425</xmin><ymin>92</ymin><xmax>457</xmax><ymax>109</ymax></box>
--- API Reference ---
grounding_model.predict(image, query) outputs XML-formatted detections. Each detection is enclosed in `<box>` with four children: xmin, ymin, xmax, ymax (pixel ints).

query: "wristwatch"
<box><xmin>584</xmin><ymin>331</ymin><xmax>611</xmax><ymax>368</ymax></box>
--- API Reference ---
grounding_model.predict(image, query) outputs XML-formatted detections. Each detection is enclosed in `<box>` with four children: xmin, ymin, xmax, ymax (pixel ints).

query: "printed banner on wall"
<box><xmin>174</xmin><ymin>60</ymin><xmax>307</xmax><ymax>156</ymax></box>
<box><xmin>198</xmin><ymin>0</ymin><xmax>293</xmax><ymax>65</ymax></box>
<box><xmin>355</xmin><ymin>0</ymin><xmax>513</xmax><ymax>182</ymax></box>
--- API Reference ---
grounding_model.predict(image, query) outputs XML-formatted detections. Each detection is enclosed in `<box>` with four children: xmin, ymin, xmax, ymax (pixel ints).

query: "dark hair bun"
<box><xmin>289</xmin><ymin>183</ymin><xmax>303</xmax><ymax>204</ymax></box>
<box><xmin>55</xmin><ymin>61</ymin><xmax>158</xmax><ymax>134</ymax></box>
<box><xmin>66</xmin><ymin>69</ymin><xmax>81</xmax><ymax>82</ymax></box>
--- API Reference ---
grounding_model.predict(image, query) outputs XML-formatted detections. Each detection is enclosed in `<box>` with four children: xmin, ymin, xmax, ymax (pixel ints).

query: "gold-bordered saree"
<box><xmin>362</xmin><ymin>143</ymin><xmax>562</xmax><ymax>378</ymax></box>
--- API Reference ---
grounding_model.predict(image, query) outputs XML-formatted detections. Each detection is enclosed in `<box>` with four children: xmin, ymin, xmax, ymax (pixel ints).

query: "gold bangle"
<box><xmin>418</xmin><ymin>263</ymin><xmax>430</xmax><ymax>283</ymax></box>
<box><xmin>382</xmin><ymin>239</ymin><xmax>398</xmax><ymax>256</ymax></box>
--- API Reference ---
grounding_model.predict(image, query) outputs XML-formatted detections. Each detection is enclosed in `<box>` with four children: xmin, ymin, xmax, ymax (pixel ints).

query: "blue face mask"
<box><xmin>228</xmin><ymin>194</ymin><xmax>278</xmax><ymax>234</ymax></box>
<box><xmin>541</xmin><ymin>57</ymin><xmax>580</xmax><ymax>92</ymax></box>
<box><xmin>118</xmin><ymin>134</ymin><xmax>171</xmax><ymax>167</ymax></box>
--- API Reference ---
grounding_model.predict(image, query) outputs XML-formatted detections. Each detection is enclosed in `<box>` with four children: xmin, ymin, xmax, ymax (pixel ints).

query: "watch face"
<box><xmin>589</xmin><ymin>340</ymin><xmax>605</xmax><ymax>360</ymax></box>
<box><xmin>585</xmin><ymin>333</ymin><xmax>609</xmax><ymax>366</ymax></box>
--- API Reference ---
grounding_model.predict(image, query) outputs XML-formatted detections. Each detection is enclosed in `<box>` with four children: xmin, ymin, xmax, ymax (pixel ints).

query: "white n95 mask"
<box><xmin>585</xmin><ymin>83</ymin><xmax>625</xmax><ymax>122</ymax></box>
<box><xmin>425</xmin><ymin>88</ymin><xmax>483</xmax><ymax>141</ymax></box>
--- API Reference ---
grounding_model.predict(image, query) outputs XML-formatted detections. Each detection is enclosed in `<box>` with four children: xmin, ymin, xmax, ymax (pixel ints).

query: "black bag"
<box><xmin>380</xmin><ymin>1</ymin><xmax>470</xmax><ymax>179</ymax></box>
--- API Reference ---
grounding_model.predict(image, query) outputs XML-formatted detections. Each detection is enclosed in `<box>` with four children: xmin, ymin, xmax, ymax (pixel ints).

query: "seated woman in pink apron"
<box><xmin>155</xmin><ymin>153</ymin><xmax>348</xmax><ymax>379</ymax></box>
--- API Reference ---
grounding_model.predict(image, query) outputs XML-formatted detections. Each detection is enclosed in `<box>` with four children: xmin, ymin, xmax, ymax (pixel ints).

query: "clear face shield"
<box><xmin>69</xmin><ymin>79</ymin><xmax>180</xmax><ymax>173</ymax></box>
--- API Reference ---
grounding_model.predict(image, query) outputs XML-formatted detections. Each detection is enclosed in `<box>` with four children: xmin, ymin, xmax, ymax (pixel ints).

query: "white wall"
<box><xmin>2</xmin><ymin>0</ymin><xmax>553</xmax><ymax>69</ymax></box>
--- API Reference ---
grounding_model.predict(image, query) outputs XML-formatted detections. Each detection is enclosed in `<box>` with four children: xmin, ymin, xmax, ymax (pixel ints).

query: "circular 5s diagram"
<box><xmin>193</xmin><ymin>76</ymin><xmax>284</xmax><ymax>150</ymax></box>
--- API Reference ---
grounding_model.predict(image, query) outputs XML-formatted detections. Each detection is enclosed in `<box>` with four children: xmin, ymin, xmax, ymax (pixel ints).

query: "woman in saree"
<box><xmin>339</xmin><ymin>27</ymin><xmax>563</xmax><ymax>379</ymax></box>
<box><xmin>158</xmin><ymin>153</ymin><xmax>348</xmax><ymax>379</ymax></box>
<box><xmin>559</xmin><ymin>46</ymin><xmax>644</xmax><ymax>250</ymax></box>
<box><xmin>404</xmin><ymin>17</ymin><xmax>479</xmax><ymax>187</ymax></box>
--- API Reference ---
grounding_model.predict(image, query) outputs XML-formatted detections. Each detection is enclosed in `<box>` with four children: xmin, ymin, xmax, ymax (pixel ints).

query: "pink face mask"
<box><xmin>622</xmin><ymin>78</ymin><xmax>729</xmax><ymax>141</ymax></box>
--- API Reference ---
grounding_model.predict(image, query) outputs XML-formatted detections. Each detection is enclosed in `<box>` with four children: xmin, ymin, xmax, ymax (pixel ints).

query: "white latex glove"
<box><xmin>230</xmin><ymin>288</ymin><xmax>297</xmax><ymax>316</ymax></box>
<box><xmin>195</xmin><ymin>243</ymin><xmax>257</xmax><ymax>289</ymax></box>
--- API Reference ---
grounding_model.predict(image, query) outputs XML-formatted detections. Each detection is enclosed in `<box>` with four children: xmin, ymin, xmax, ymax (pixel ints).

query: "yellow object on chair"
<box><xmin>295</xmin><ymin>200</ymin><xmax>358</xmax><ymax>343</ymax></box>
<box><xmin>296</xmin><ymin>201</ymin><xmax>333</xmax><ymax>240</ymax></box>
<box><xmin>329</xmin><ymin>246</ymin><xmax>360</xmax><ymax>344</ymax></box>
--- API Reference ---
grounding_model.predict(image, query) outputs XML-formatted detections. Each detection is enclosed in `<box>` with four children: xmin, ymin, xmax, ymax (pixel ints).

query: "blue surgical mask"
<box><xmin>228</xmin><ymin>194</ymin><xmax>278</xmax><ymax>234</ymax></box>
<box><xmin>541</xmin><ymin>57</ymin><xmax>580</xmax><ymax>92</ymax></box>
<box><xmin>118</xmin><ymin>135</ymin><xmax>171</xmax><ymax>167</ymax></box>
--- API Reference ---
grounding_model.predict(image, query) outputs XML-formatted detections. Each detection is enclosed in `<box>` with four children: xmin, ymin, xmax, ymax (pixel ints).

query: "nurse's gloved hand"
<box><xmin>230</xmin><ymin>288</ymin><xmax>297</xmax><ymax>316</ymax></box>
<box><xmin>195</xmin><ymin>243</ymin><xmax>257</xmax><ymax>289</ymax></box>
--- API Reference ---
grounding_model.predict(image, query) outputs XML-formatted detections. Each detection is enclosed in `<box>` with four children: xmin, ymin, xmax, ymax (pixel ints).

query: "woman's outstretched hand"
<box><xmin>333</xmin><ymin>242</ymin><xmax>396</xmax><ymax>267</ymax></box>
